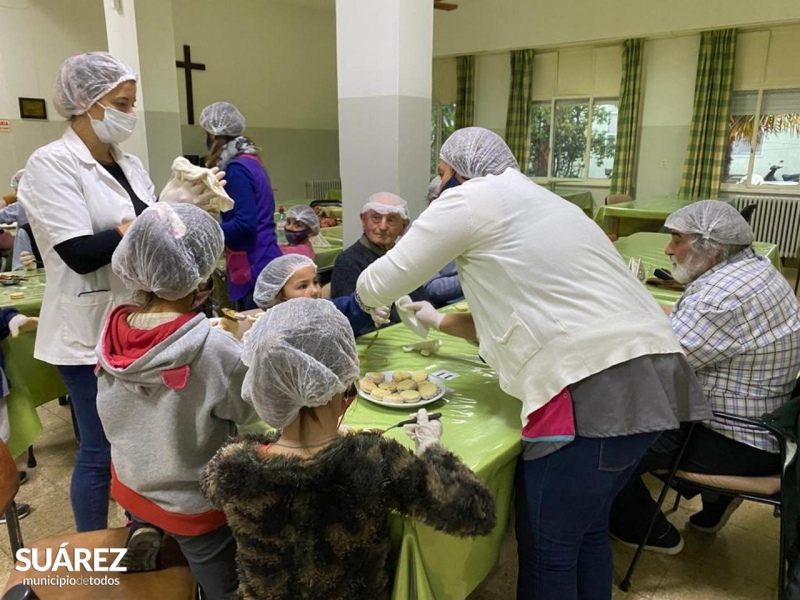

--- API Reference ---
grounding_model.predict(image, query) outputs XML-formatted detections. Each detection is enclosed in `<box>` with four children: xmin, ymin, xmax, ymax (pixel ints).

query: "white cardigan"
<box><xmin>356</xmin><ymin>169</ymin><xmax>682</xmax><ymax>426</ymax></box>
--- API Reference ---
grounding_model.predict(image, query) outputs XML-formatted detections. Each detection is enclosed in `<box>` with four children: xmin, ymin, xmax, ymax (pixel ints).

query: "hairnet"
<box><xmin>439</xmin><ymin>127</ymin><xmax>519</xmax><ymax>179</ymax></box>
<box><xmin>9</xmin><ymin>170</ymin><xmax>24</xmax><ymax>190</ymax></box>
<box><xmin>427</xmin><ymin>176</ymin><xmax>441</xmax><ymax>202</ymax></box>
<box><xmin>199</xmin><ymin>102</ymin><xmax>246</xmax><ymax>136</ymax></box>
<box><xmin>112</xmin><ymin>203</ymin><xmax>224</xmax><ymax>301</ymax></box>
<box><xmin>242</xmin><ymin>297</ymin><xmax>360</xmax><ymax>428</ymax></box>
<box><xmin>361</xmin><ymin>192</ymin><xmax>409</xmax><ymax>220</ymax></box>
<box><xmin>53</xmin><ymin>52</ymin><xmax>137</xmax><ymax>118</ymax></box>
<box><xmin>287</xmin><ymin>205</ymin><xmax>320</xmax><ymax>235</ymax></box>
<box><xmin>664</xmin><ymin>200</ymin><xmax>754</xmax><ymax>245</ymax></box>
<box><xmin>253</xmin><ymin>254</ymin><xmax>316</xmax><ymax>309</ymax></box>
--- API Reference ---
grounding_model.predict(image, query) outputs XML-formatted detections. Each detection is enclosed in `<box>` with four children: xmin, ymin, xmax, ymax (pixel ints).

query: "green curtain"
<box><xmin>505</xmin><ymin>49</ymin><xmax>534</xmax><ymax>169</ymax></box>
<box><xmin>455</xmin><ymin>55</ymin><xmax>475</xmax><ymax>129</ymax></box>
<box><xmin>678</xmin><ymin>29</ymin><xmax>737</xmax><ymax>199</ymax></box>
<box><xmin>610</xmin><ymin>39</ymin><xmax>644</xmax><ymax>197</ymax></box>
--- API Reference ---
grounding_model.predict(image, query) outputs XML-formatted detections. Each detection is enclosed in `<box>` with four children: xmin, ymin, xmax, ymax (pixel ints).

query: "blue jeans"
<box><xmin>57</xmin><ymin>364</ymin><xmax>110</xmax><ymax>532</ymax></box>
<box><xmin>515</xmin><ymin>432</ymin><xmax>659</xmax><ymax>600</ymax></box>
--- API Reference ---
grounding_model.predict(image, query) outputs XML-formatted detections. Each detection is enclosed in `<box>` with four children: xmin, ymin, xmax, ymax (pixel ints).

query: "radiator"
<box><xmin>305</xmin><ymin>179</ymin><xmax>341</xmax><ymax>199</ymax></box>
<box><xmin>729</xmin><ymin>195</ymin><xmax>800</xmax><ymax>259</ymax></box>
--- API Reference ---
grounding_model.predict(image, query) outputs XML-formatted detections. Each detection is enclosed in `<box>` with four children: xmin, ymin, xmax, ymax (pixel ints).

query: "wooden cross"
<box><xmin>175</xmin><ymin>44</ymin><xmax>206</xmax><ymax>125</ymax></box>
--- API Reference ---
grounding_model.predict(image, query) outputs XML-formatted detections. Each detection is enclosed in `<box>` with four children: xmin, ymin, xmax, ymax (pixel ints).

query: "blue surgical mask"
<box><xmin>439</xmin><ymin>175</ymin><xmax>461</xmax><ymax>194</ymax></box>
<box><xmin>284</xmin><ymin>230</ymin><xmax>309</xmax><ymax>245</ymax></box>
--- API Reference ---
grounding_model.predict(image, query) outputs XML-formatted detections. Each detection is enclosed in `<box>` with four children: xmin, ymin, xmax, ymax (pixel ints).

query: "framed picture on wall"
<box><xmin>18</xmin><ymin>98</ymin><xmax>47</xmax><ymax>120</ymax></box>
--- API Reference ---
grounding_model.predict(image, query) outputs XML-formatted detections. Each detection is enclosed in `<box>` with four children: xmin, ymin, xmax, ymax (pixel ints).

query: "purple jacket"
<box><xmin>220</xmin><ymin>155</ymin><xmax>282</xmax><ymax>301</ymax></box>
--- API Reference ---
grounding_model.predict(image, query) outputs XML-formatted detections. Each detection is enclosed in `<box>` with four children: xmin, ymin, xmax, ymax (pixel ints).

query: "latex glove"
<box><xmin>19</xmin><ymin>251</ymin><xmax>37</xmax><ymax>271</ymax></box>
<box><xmin>403</xmin><ymin>408</ymin><xmax>442</xmax><ymax>454</ymax></box>
<box><xmin>406</xmin><ymin>301</ymin><xmax>444</xmax><ymax>331</ymax></box>
<box><xmin>370</xmin><ymin>305</ymin><xmax>391</xmax><ymax>328</ymax></box>
<box><xmin>9</xmin><ymin>315</ymin><xmax>38</xmax><ymax>338</ymax></box>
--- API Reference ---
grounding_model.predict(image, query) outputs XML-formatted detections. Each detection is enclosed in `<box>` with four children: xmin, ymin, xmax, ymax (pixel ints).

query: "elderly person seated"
<box><xmin>610</xmin><ymin>200</ymin><xmax>800</xmax><ymax>554</ymax></box>
<box><xmin>330</xmin><ymin>193</ymin><xmax>425</xmax><ymax>332</ymax></box>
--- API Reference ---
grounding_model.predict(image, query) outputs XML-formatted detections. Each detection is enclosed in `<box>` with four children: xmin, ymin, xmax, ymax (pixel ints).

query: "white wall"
<box><xmin>0</xmin><ymin>0</ymin><xmax>107</xmax><ymax>188</ymax></box>
<box><xmin>171</xmin><ymin>0</ymin><xmax>340</xmax><ymax>202</ymax></box>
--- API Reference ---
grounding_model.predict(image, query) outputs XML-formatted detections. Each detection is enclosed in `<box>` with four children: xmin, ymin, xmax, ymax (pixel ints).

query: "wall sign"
<box><xmin>18</xmin><ymin>98</ymin><xmax>47</xmax><ymax>120</ymax></box>
<box><xmin>0</xmin><ymin>120</ymin><xmax>10</xmax><ymax>132</ymax></box>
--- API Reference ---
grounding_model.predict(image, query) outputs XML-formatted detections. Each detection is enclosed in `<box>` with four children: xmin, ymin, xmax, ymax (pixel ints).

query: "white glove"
<box><xmin>406</xmin><ymin>301</ymin><xmax>445</xmax><ymax>331</ymax></box>
<box><xmin>19</xmin><ymin>251</ymin><xmax>37</xmax><ymax>271</ymax></box>
<box><xmin>8</xmin><ymin>314</ymin><xmax>38</xmax><ymax>338</ymax></box>
<box><xmin>403</xmin><ymin>408</ymin><xmax>442</xmax><ymax>454</ymax></box>
<box><xmin>370</xmin><ymin>305</ymin><xmax>391</xmax><ymax>328</ymax></box>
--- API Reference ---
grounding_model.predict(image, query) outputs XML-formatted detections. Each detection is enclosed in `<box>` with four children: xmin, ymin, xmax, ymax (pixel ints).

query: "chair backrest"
<box><xmin>0</xmin><ymin>440</ymin><xmax>19</xmax><ymax>516</ymax></box>
<box><xmin>606</xmin><ymin>194</ymin><xmax>632</xmax><ymax>205</ymax></box>
<box><xmin>740</xmin><ymin>204</ymin><xmax>758</xmax><ymax>224</ymax></box>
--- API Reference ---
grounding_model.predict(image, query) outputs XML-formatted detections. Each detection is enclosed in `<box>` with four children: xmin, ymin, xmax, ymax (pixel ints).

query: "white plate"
<box><xmin>358</xmin><ymin>371</ymin><xmax>446</xmax><ymax>409</ymax></box>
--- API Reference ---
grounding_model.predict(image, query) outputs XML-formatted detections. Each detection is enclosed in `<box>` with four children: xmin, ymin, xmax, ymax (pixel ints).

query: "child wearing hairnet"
<box><xmin>202</xmin><ymin>297</ymin><xmax>496</xmax><ymax>600</ymax></box>
<box><xmin>279</xmin><ymin>204</ymin><xmax>319</xmax><ymax>260</ymax></box>
<box><xmin>95</xmin><ymin>203</ymin><xmax>256</xmax><ymax>600</ymax></box>
<box><xmin>244</xmin><ymin>254</ymin><xmax>390</xmax><ymax>336</ymax></box>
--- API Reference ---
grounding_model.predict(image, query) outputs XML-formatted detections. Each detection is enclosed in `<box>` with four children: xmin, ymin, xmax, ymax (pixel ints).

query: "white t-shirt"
<box><xmin>17</xmin><ymin>128</ymin><xmax>155</xmax><ymax>365</ymax></box>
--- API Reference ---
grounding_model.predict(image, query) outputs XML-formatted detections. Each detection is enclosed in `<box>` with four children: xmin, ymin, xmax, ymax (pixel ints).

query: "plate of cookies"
<box><xmin>358</xmin><ymin>370</ymin><xmax>445</xmax><ymax>408</ymax></box>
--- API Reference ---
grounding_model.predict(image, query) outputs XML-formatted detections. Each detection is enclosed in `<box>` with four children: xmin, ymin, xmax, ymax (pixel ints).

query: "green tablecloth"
<box><xmin>594</xmin><ymin>197</ymin><xmax>698</xmax><ymax>236</ymax></box>
<box><xmin>345</xmin><ymin>322</ymin><xmax>520</xmax><ymax>600</ymax></box>
<box><xmin>557</xmin><ymin>189</ymin><xmax>594</xmax><ymax>217</ymax></box>
<box><xmin>0</xmin><ymin>270</ymin><xmax>67</xmax><ymax>458</ymax></box>
<box><xmin>614</xmin><ymin>232</ymin><xmax>781</xmax><ymax>305</ymax></box>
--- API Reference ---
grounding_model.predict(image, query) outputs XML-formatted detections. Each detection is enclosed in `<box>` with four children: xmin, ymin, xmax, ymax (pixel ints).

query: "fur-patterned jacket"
<box><xmin>202</xmin><ymin>430</ymin><xmax>497</xmax><ymax>600</ymax></box>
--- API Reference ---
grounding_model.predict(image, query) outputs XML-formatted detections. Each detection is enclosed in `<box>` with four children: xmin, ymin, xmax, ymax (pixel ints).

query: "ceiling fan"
<box><xmin>434</xmin><ymin>0</ymin><xmax>458</xmax><ymax>11</ymax></box>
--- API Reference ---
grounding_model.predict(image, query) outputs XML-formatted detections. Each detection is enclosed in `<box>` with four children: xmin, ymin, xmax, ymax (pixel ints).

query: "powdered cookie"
<box><xmin>370</xmin><ymin>388</ymin><xmax>388</xmax><ymax>400</ymax></box>
<box><xmin>411</xmin><ymin>371</ymin><xmax>429</xmax><ymax>383</ymax></box>
<box><xmin>401</xmin><ymin>390</ymin><xmax>421</xmax><ymax>403</ymax></box>
<box><xmin>384</xmin><ymin>393</ymin><xmax>405</xmax><ymax>404</ymax></box>
<box><xmin>359</xmin><ymin>379</ymin><xmax>377</xmax><ymax>393</ymax></box>
<box><xmin>378</xmin><ymin>381</ymin><xmax>397</xmax><ymax>392</ymax></box>
<box><xmin>418</xmin><ymin>382</ymin><xmax>438</xmax><ymax>400</ymax></box>
<box><xmin>365</xmin><ymin>372</ymin><xmax>385</xmax><ymax>384</ymax></box>
<box><xmin>392</xmin><ymin>371</ymin><xmax>412</xmax><ymax>382</ymax></box>
<box><xmin>395</xmin><ymin>379</ymin><xmax>417</xmax><ymax>392</ymax></box>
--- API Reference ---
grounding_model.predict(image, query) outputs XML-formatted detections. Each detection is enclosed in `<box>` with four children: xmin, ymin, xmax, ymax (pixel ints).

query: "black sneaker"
<box><xmin>0</xmin><ymin>503</ymin><xmax>31</xmax><ymax>523</ymax></box>
<box><xmin>18</xmin><ymin>472</ymin><xmax>27</xmax><ymax>485</ymax></box>
<box><xmin>120</xmin><ymin>526</ymin><xmax>163</xmax><ymax>572</ymax></box>
<box><xmin>689</xmin><ymin>496</ymin><xmax>743</xmax><ymax>533</ymax></box>
<box><xmin>610</xmin><ymin>521</ymin><xmax>684</xmax><ymax>555</ymax></box>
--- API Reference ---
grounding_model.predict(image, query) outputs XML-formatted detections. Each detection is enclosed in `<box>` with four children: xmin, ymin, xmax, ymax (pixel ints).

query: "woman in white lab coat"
<box><xmin>19</xmin><ymin>52</ymin><xmax>157</xmax><ymax>531</ymax></box>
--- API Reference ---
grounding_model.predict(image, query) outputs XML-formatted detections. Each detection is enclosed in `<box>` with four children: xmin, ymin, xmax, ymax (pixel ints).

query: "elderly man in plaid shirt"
<box><xmin>610</xmin><ymin>200</ymin><xmax>800</xmax><ymax>554</ymax></box>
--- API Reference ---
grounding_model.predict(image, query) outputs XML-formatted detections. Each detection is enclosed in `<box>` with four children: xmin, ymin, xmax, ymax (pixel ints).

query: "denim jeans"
<box><xmin>171</xmin><ymin>524</ymin><xmax>239</xmax><ymax>600</ymax></box>
<box><xmin>56</xmin><ymin>364</ymin><xmax>110</xmax><ymax>532</ymax></box>
<box><xmin>515</xmin><ymin>432</ymin><xmax>659</xmax><ymax>600</ymax></box>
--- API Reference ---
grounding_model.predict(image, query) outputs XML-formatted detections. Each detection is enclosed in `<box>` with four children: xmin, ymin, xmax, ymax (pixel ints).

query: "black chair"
<box><xmin>740</xmin><ymin>204</ymin><xmax>758</xmax><ymax>224</ymax></box>
<box><xmin>619</xmin><ymin>412</ymin><xmax>787</xmax><ymax>597</ymax></box>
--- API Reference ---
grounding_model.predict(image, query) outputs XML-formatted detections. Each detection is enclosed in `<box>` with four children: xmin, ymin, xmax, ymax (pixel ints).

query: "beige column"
<box><xmin>103</xmin><ymin>0</ymin><xmax>182</xmax><ymax>191</ymax></box>
<box><xmin>336</xmin><ymin>0</ymin><xmax>433</xmax><ymax>245</ymax></box>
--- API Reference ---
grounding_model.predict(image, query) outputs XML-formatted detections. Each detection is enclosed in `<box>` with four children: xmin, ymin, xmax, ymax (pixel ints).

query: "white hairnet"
<box><xmin>664</xmin><ymin>200</ymin><xmax>754</xmax><ymax>245</ymax></box>
<box><xmin>287</xmin><ymin>205</ymin><xmax>320</xmax><ymax>235</ymax></box>
<box><xmin>253</xmin><ymin>254</ymin><xmax>316</xmax><ymax>309</ymax></box>
<box><xmin>199</xmin><ymin>102</ymin><xmax>246</xmax><ymax>137</ymax></box>
<box><xmin>242</xmin><ymin>297</ymin><xmax>360</xmax><ymax>428</ymax></box>
<box><xmin>112</xmin><ymin>203</ymin><xmax>224</xmax><ymax>301</ymax></box>
<box><xmin>361</xmin><ymin>192</ymin><xmax>409</xmax><ymax>220</ymax></box>
<box><xmin>440</xmin><ymin>127</ymin><xmax>519</xmax><ymax>179</ymax></box>
<box><xmin>53</xmin><ymin>52</ymin><xmax>137</xmax><ymax>118</ymax></box>
<box><xmin>10</xmin><ymin>170</ymin><xmax>24</xmax><ymax>190</ymax></box>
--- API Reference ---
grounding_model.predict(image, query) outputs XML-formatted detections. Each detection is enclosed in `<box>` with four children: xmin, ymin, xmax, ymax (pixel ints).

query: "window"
<box><xmin>431</xmin><ymin>103</ymin><xmax>456</xmax><ymax>175</ymax></box>
<box><xmin>527</xmin><ymin>98</ymin><xmax>618</xmax><ymax>180</ymax></box>
<box><xmin>724</xmin><ymin>89</ymin><xmax>800</xmax><ymax>188</ymax></box>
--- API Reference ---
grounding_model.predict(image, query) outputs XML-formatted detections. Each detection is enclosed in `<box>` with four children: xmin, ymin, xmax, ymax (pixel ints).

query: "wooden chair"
<box><xmin>618</xmin><ymin>413</ymin><xmax>788</xmax><ymax>598</ymax></box>
<box><xmin>0</xmin><ymin>440</ymin><xmax>197</xmax><ymax>600</ymax></box>
<box><xmin>605</xmin><ymin>194</ymin><xmax>633</xmax><ymax>205</ymax></box>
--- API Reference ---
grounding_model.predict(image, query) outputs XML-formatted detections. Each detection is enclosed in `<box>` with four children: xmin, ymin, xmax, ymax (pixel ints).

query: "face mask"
<box><xmin>284</xmin><ymin>230</ymin><xmax>309</xmax><ymax>245</ymax></box>
<box><xmin>90</xmin><ymin>104</ymin><xmax>137</xmax><ymax>144</ymax></box>
<box><xmin>439</xmin><ymin>175</ymin><xmax>461</xmax><ymax>194</ymax></box>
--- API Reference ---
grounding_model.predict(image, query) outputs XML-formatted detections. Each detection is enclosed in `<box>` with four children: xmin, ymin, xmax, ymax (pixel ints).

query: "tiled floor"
<box><xmin>0</xmin><ymin>403</ymin><xmax>784</xmax><ymax>598</ymax></box>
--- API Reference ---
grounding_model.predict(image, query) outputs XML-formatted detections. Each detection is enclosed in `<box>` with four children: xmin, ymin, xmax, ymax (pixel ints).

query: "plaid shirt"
<box><xmin>671</xmin><ymin>249</ymin><xmax>800</xmax><ymax>453</ymax></box>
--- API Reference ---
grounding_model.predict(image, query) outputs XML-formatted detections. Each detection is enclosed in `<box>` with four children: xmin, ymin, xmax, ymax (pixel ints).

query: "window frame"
<box><xmin>721</xmin><ymin>84</ymin><xmax>800</xmax><ymax>196</ymax></box>
<box><xmin>527</xmin><ymin>95</ymin><xmax>619</xmax><ymax>187</ymax></box>
<box><xmin>431</xmin><ymin>102</ymin><xmax>456</xmax><ymax>176</ymax></box>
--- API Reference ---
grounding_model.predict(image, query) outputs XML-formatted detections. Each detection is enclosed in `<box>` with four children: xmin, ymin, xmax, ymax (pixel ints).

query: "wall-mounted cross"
<box><xmin>175</xmin><ymin>44</ymin><xmax>206</xmax><ymax>125</ymax></box>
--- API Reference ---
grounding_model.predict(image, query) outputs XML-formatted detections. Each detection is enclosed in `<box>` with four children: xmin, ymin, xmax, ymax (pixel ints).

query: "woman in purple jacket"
<box><xmin>200</xmin><ymin>102</ymin><xmax>281</xmax><ymax>310</ymax></box>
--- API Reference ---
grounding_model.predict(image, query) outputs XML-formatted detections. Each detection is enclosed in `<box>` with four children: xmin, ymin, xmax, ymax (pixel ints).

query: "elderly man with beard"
<box><xmin>609</xmin><ymin>200</ymin><xmax>800</xmax><ymax>554</ymax></box>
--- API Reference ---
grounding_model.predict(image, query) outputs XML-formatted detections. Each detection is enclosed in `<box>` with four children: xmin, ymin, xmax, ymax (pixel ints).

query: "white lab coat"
<box><xmin>17</xmin><ymin>128</ymin><xmax>155</xmax><ymax>365</ymax></box>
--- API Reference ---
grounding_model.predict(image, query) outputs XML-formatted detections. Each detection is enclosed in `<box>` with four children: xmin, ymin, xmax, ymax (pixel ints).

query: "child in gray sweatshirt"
<box><xmin>96</xmin><ymin>203</ymin><xmax>256</xmax><ymax>600</ymax></box>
